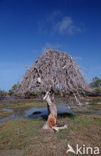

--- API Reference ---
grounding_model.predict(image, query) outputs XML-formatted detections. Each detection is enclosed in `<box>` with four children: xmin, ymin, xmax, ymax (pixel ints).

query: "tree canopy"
<box><xmin>17</xmin><ymin>50</ymin><xmax>88</xmax><ymax>96</ymax></box>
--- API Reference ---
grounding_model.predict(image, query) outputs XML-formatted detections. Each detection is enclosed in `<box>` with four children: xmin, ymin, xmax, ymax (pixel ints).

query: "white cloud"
<box><xmin>55</xmin><ymin>16</ymin><xmax>82</xmax><ymax>35</ymax></box>
<box><xmin>57</xmin><ymin>17</ymin><xmax>73</xmax><ymax>33</ymax></box>
<box><xmin>39</xmin><ymin>11</ymin><xmax>83</xmax><ymax>36</ymax></box>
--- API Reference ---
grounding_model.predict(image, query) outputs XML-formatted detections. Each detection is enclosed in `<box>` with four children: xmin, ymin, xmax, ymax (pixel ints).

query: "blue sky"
<box><xmin>0</xmin><ymin>0</ymin><xmax>101</xmax><ymax>91</ymax></box>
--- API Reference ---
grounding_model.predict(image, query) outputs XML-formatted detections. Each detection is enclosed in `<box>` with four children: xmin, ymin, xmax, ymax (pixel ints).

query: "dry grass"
<box><xmin>0</xmin><ymin>115</ymin><xmax>101</xmax><ymax>156</ymax></box>
<box><xmin>0</xmin><ymin>110</ymin><xmax>13</xmax><ymax>119</ymax></box>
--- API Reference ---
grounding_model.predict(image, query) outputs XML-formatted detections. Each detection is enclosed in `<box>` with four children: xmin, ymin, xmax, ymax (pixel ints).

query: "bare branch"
<box><xmin>17</xmin><ymin>49</ymin><xmax>88</xmax><ymax>96</ymax></box>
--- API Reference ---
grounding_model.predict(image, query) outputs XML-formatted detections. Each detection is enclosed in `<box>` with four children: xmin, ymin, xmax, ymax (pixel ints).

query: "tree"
<box><xmin>90</xmin><ymin>77</ymin><xmax>101</xmax><ymax>88</ymax></box>
<box><xmin>17</xmin><ymin>50</ymin><xmax>88</xmax><ymax>130</ymax></box>
<box><xmin>8</xmin><ymin>84</ymin><xmax>18</xmax><ymax>96</ymax></box>
<box><xmin>0</xmin><ymin>90</ymin><xmax>7</xmax><ymax>97</ymax></box>
<box><xmin>89</xmin><ymin>77</ymin><xmax>101</xmax><ymax>96</ymax></box>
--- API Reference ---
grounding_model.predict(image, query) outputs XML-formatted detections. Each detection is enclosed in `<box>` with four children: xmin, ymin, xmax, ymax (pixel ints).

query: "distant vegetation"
<box><xmin>0</xmin><ymin>83</ymin><xmax>43</xmax><ymax>98</ymax></box>
<box><xmin>0</xmin><ymin>90</ymin><xmax>7</xmax><ymax>97</ymax></box>
<box><xmin>8</xmin><ymin>84</ymin><xmax>18</xmax><ymax>96</ymax></box>
<box><xmin>0</xmin><ymin>84</ymin><xmax>18</xmax><ymax>97</ymax></box>
<box><xmin>0</xmin><ymin>77</ymin><xmax>101</xmax><ymax>98</ymax></box>
<box><xmin>90</xmin><ymin>77</ymin><xmax>101</xmax><ymax>88</ymax></box>
<box><xmin>89</xmin><ymin>77</ymin><xmax>101</xmax><ymax>96</ymax></box>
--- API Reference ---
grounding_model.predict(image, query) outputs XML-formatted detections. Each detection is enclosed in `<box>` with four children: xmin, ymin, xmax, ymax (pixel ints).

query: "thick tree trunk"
<box><xmin>43</xmin><ymin>92</ymin><xmax>57</xmax><ymax>129</ymax></box>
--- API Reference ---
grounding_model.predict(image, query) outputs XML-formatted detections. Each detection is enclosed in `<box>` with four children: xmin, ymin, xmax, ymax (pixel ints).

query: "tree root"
<box><xmin>52</xmin><ymin>124</ymin><xmax>68</xmax><ymax>132</ymax></box>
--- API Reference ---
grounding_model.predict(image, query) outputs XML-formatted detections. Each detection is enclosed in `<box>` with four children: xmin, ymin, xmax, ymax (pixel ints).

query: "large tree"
<box><xmin>17</xmin><ymin>50</ymin><xmax>88</xmax><ymax>130</ymax></box>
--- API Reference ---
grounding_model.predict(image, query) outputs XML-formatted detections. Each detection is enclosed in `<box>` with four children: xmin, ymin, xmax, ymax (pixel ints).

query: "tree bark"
<box><xmin>43</xmin><ymin>91</ymin><xmax>57</xmax><ymax>129</ymax></box>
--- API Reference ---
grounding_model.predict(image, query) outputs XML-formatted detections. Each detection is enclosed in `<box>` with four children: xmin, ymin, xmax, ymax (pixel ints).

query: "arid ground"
<box><xmin>0</xmin><ymin>97</ymin><xmax>101</xmax><ymax>156</ymax></box>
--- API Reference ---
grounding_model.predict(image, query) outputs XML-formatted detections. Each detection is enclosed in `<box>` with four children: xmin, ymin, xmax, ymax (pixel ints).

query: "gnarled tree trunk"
<box><xmin>43</xmin><ymin>91</ymin><xmax>57</xmax><ymax>129</ymax></box>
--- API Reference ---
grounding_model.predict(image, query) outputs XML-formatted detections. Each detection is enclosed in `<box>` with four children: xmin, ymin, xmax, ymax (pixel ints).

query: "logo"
<box><xmin>66</xmin><ymin>144</ymin><xmax>100</xmax><ymax>155</ymax></box>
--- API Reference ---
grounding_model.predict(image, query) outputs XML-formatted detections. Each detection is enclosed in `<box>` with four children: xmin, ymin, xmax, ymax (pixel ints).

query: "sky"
<box><xmin>0</xmin><ymin>0</ymin><xmax>101</xmax><ymax>91</ymax></box>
